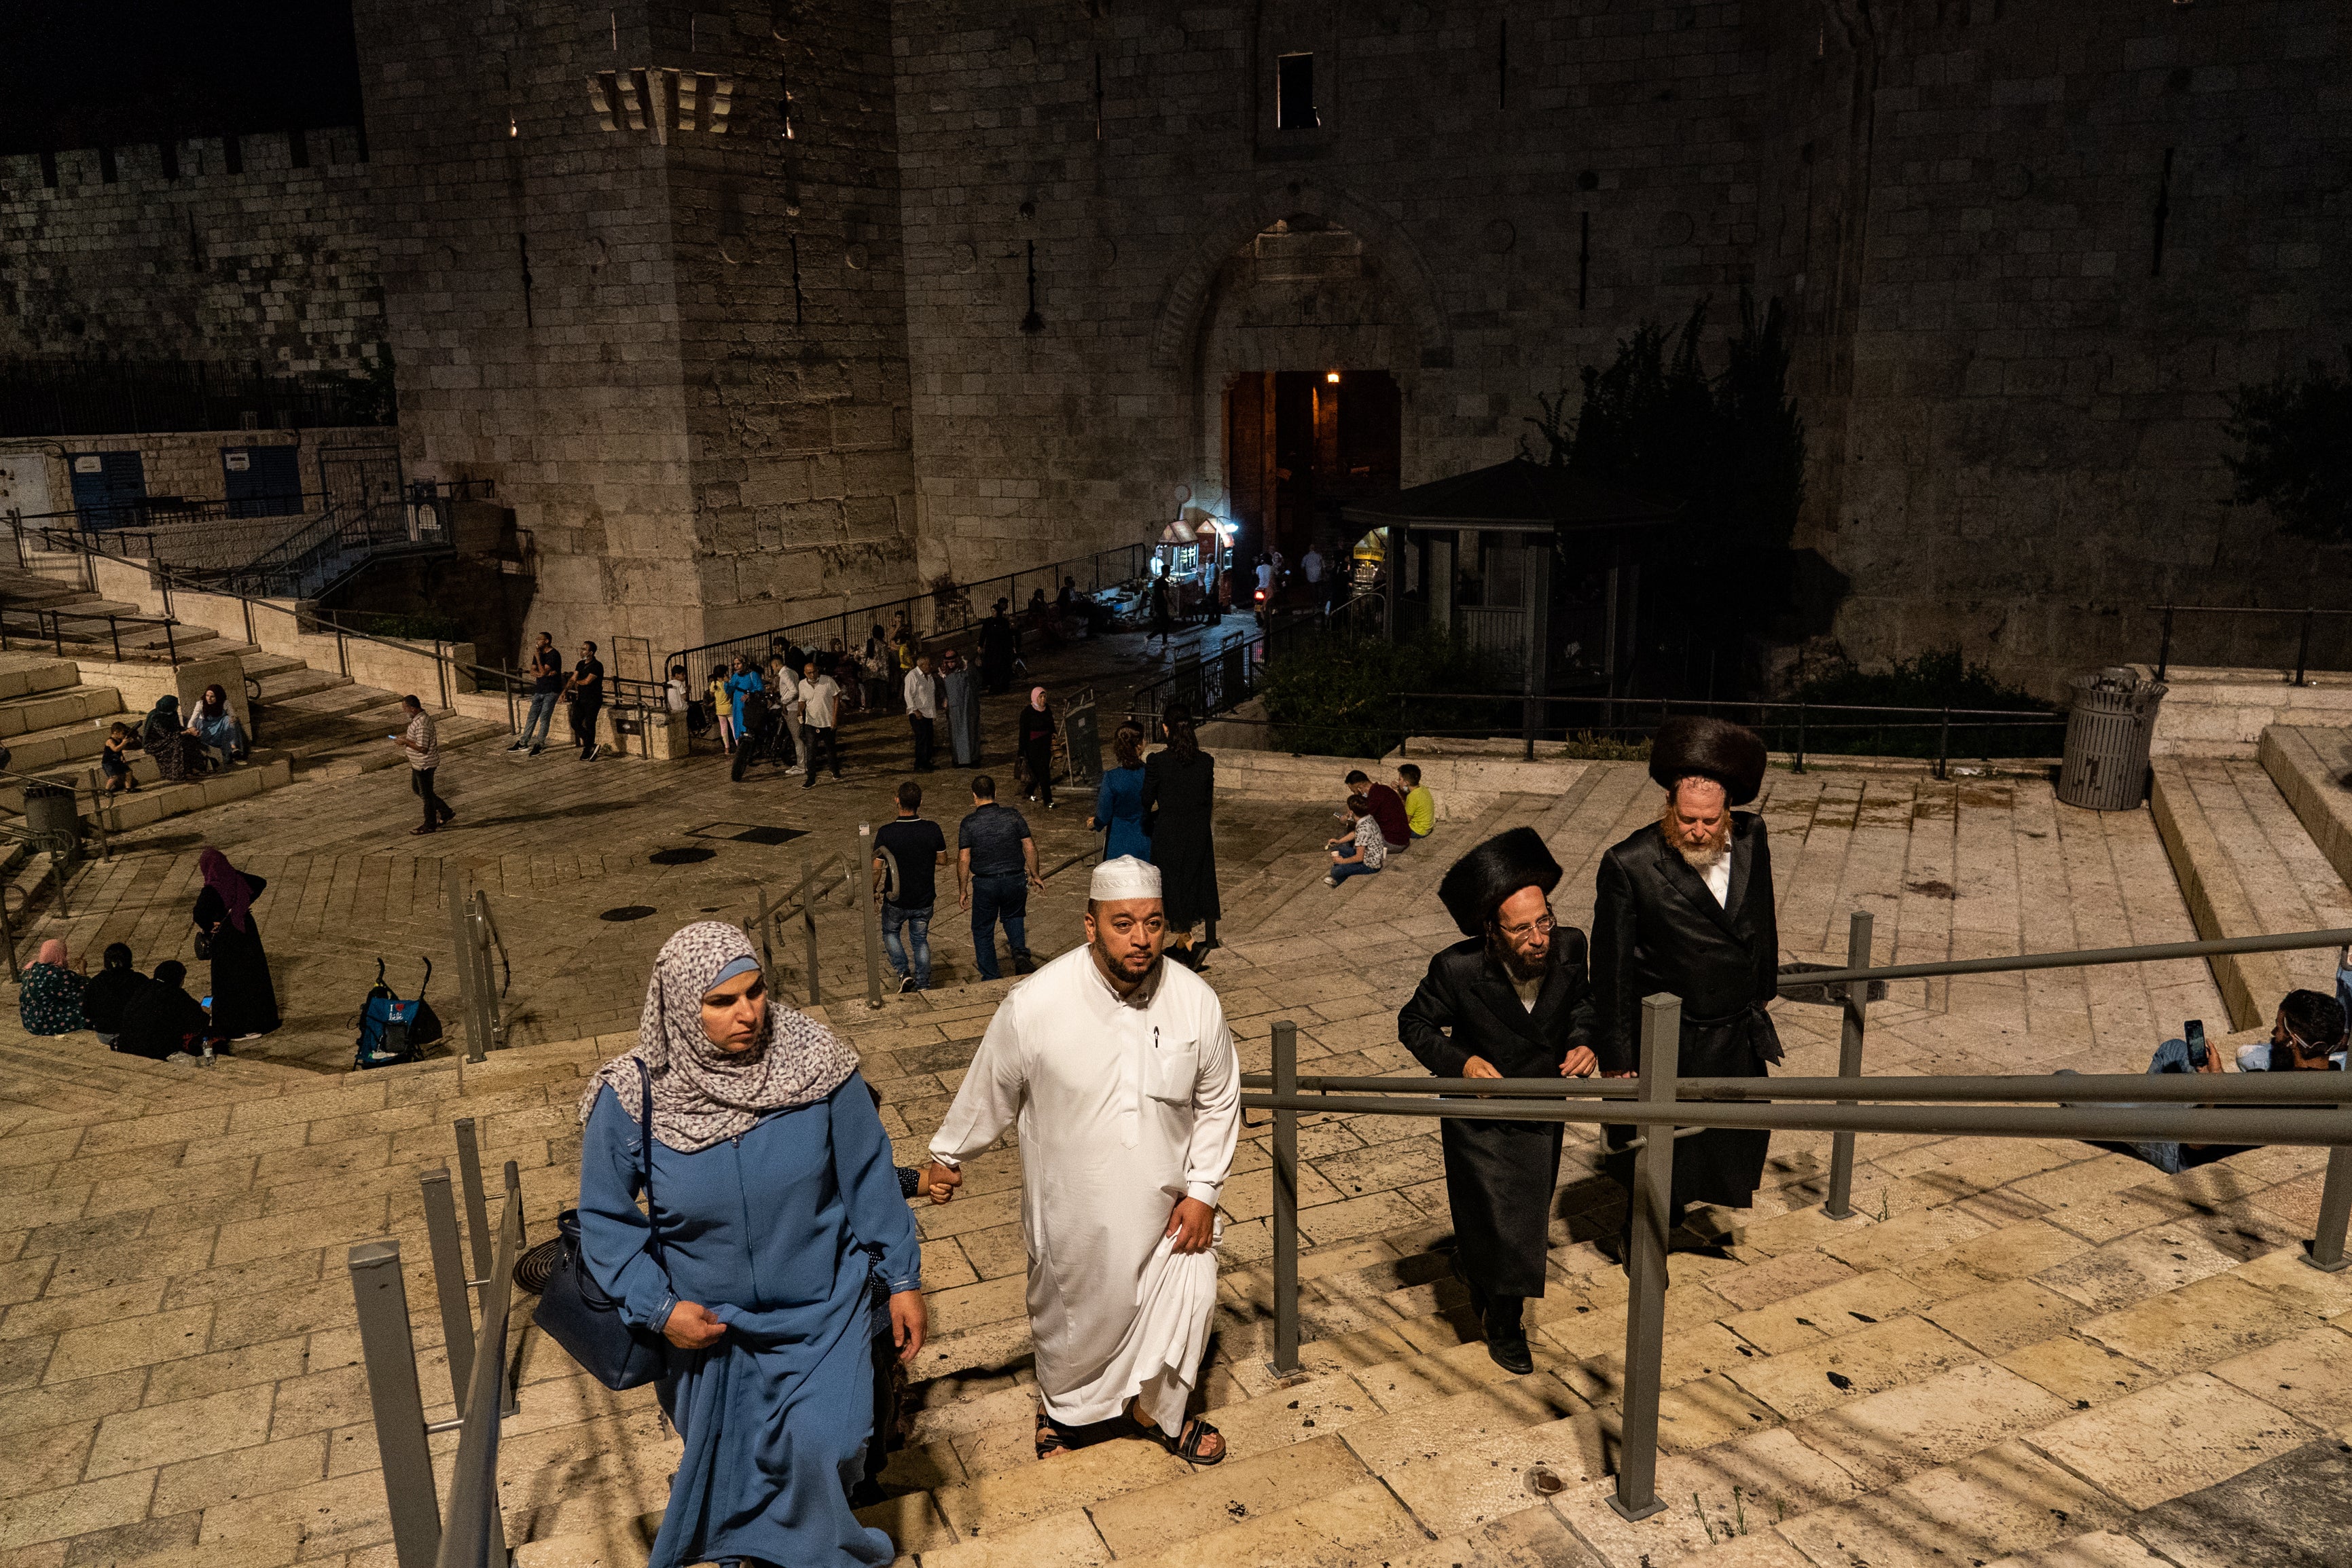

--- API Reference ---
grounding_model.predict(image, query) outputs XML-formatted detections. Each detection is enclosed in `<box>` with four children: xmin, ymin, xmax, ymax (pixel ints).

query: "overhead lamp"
<box><xmin>1325</xmin><ymin>370</ymin><xmax>1341</xmax><ymax>383</ymax></box>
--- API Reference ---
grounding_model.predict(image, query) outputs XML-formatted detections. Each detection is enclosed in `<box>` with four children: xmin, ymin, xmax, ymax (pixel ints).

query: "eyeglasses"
<box><xmin>1498</xmin><ymin>910</ymin><xmax>1556</xmax><ymax>940</ymax></box>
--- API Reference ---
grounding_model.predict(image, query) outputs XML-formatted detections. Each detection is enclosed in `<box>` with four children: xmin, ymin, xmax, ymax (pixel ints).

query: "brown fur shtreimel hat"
<box><xmin>1648</xmin><ymin>716</ymin><xmax>1767</xmax><ymax>807</ymax></box>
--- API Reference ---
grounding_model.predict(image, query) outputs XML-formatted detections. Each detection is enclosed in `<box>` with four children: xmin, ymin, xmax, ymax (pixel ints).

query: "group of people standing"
<box><xmin>511</xmin><ymin>632</ymin><xmax>608</xmax><ymax>762</ymax></box>
<box><xmin>16</xmin><ymin>845</ymin><xmax>280</xmax><ymax>1055</ymax></box>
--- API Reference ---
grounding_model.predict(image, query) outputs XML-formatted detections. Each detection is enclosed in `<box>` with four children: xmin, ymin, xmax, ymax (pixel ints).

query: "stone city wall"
<box><xmin>0</xmin><ymin>130</ymin><xmax>381</xmax><ymax>374</ymax></box>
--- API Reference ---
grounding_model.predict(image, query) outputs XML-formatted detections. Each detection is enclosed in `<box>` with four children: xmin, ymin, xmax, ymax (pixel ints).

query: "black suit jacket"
<box><xmin>1399</xmin><ymin>932</ymin><xmax>1595</xmax><ymax>1081</ymax></box>
<box><xmin>1590</xmin><ymin>814</ymin><xmax>1779</xmax><ymax>1073</ymax></box>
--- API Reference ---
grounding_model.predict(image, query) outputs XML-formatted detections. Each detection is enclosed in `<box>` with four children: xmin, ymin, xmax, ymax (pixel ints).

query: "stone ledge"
<box><xmin>2258</xmin><ymin>724</ymin><xmax>2352</xmax><ymax>896</ymax></box>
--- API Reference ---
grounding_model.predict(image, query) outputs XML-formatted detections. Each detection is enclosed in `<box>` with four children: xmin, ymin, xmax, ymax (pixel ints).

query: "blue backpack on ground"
<box><xmin>356</xmin><ymin>957</ymin><xmax>443</xmax><ymax>1069</ymax></box>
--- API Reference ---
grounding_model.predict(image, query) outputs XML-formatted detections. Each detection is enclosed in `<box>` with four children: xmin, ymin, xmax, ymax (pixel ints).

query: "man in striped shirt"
<box><xmin>393</xmin><ymin>695</ymin><xmax>456</xmax><ymax>835</ymax></box>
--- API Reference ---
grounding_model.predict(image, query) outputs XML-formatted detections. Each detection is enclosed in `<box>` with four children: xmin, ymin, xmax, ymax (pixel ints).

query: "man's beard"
<box><xmin>1093</xmin><ymin>933</ymin><xmax>1161</xmax><ymax>985</ymax></box>
<box><xmin>1487</xmin><ymin>928</ymin><xmax>1553</xmax><ymax>985</ymax></box>
<box><xmin>1666</xmin><ymin>815</ymin><xmax>1731</xmax><ymax>871</ymax></box>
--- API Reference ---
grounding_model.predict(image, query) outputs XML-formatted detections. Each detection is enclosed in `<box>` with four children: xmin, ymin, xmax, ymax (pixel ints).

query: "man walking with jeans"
<box><xmin>874</xmin><ymin>780</ymin><xmax>949</xmax><ymax>993</ymax></box>
<box><xmin>798</xmin><ymin>659</ymin><xmax>844</xmax><ymax>786</ymax></box>
<box><xmin>393</xmin><ymin>695</ymin><xmax>456</xmax><ymax>835</ymax></box>
<box><xmin>511</xmin><ymin>631</ymin><xmax>562</xmax><ymax>754</ymax></box>
<box><xmin>958</xmin><ymin>775</ymin><xmax>1043</xmax><ymax>979</ymax></box>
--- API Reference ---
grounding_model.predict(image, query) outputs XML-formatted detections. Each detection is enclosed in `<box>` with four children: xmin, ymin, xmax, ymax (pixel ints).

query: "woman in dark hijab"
<box><xmin>575</xmin><ymin>922</ymin><xmax>923</xmax><ymax>1568</ymax></box>
<box><xmin>193</xmin><ymin>846</ymin><xmax>278</xmax><ymax>1039</ymax></box>
<box><xmin>143</xmin><ymin>695</ymin><xmax>194</xmax><ymax>782</ymax></box>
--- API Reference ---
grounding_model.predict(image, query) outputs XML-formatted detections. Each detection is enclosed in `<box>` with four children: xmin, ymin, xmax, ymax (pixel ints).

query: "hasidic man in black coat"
<box><xmin>1593</xmin><ymin>716</ymin><xmax>1783</xmax><ymax>1243</ymax></box>
<box><xmin>1398</xmin><ymin>827</ymin><xmax>1597</xmax><ymax>1374</ymax></box>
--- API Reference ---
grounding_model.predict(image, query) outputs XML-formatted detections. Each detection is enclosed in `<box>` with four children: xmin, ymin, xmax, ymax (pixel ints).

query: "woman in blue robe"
<box><xmin>576</xmin><ymin>922</ymin><xmax>925</xmax><ymax>1568</ymax></box>
<box><xmin>1089</xmin><ymin>720</ymin><xmax>1151</xmax><ymax>861</ymax></box>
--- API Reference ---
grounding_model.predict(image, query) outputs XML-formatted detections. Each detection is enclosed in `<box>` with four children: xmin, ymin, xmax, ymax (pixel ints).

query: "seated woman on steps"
<box><xmin>140</xmin><ymin>693</ymin><xmax>196</xmax><ymax>783</ymax></box>
<box><xmin>574</xmin><ymin>923</ymin><xmax>926</xmax><ymax>1568</ymax></box>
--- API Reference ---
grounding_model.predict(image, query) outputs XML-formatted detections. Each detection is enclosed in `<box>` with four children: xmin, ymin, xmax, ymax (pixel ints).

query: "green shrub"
<box><xmin>1789</xmin><ymin>649</ymin><xmax>2059</xmax><ymax>759</ymax></box>
<box><xmin>1257</xmin><ymin>633</ymin><xmax>1504</xmax><ymax>757</ymax></box>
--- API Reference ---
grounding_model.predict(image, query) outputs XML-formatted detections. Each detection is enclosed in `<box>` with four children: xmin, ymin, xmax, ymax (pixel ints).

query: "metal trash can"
<box><xmin>2057</xmin><ymin>668</ymin><xmax>2166</xmax><ymax>811</ymax></box>
<box><xmin>21</xmin><ymin>780</ymin><xmax>81</xmax><ymax>857</ymax></box>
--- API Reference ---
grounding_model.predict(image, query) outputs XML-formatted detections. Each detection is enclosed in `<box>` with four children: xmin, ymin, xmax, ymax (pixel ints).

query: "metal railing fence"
<box><xmin>447</xmin><ymin>869</ymin><xmax>513</xmax><ymax>1065</ymax></box>
<box><xmin>0</xmin><ymin>354</ymin><xmax>391</xmax><ymax>438</ymax></box>
<box><xmin>348</xmin><ymin>1120</ymin><xmax>523</xmax><ymax>1568</ymax></box>
<box><xmin>1245</xmin><ymin>922</ymin><xmax>2352</xmax><ymax>1523</ymax></box>
<box><xmin>2151</xmin><ymin>603</ymin><xmax>2352</xmax><ymax>687</ymax></box>
<box><xmin>0</xmin><ymin>587</ymin><xmax>181</xmax><ymax>663</ymax></box>
<box><xmin>1127</xmin><ymin>594</ymin><xmax>1386</xmax><ymax>730</ymax></box>
<box><xmin>667</xmin><ymin>541</ymin><xmax>1153</xmax><ymax>694</ymax></box>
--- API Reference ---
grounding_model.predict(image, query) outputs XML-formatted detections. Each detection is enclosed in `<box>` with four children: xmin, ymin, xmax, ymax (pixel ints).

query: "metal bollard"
<box><xmin>2307</xmin><ymin>1144</ymin><xmax>2351</xmax><ymax>1273</ymax></box>
<box><xmin>1822</xmin><ymin>910</ymin><xmax>1875</xmax><ymax>1220</ymax></box>
<box><xmin>418</xmin><ymin>1167</ymin><xmax>475</xmax><ymax>1406</ymax></box>
<box><xmin>454</xmin><ymin>1118</ymin><xmax>494</xmax><ymax>1288</ymax></box>
<box><xmin>448</xmin><ymin>865</ymin><xmax>486</xmax><ymax>1064</ymax></box>
<box><xmin>1270</xmin><ymin>1019</ymin><xmax>1300</xmax><ymax>1376</ymax></box>
<box><xmin>502</xmin><ymin>1159</ymin><xmax>524</xmax><ymax>1419</ymax></box>
<box><xmin>801</xmin><ymin>851</ymin><xmax>821</xmax><ymax>1008</ymax></box>
<box><xmin>856</xmin><ymin>824</ymin><xmax>884</xmax><ymax>1008</ymax></box>
<box><xmin>347</xmin><ymin>1241</ymin><xmax>442</xmax><ymax>1568</ymax></box>
<box><xmin>1610</xmin><ymin>992</ymin><xmax>1681</xmax><ymax>1523</ymax></box>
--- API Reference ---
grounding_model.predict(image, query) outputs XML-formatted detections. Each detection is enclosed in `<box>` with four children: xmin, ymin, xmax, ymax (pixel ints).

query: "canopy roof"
<box><xmin>1341</xmin><ymin>456</ymin><xmax>1679</xmax><ymax>535</ymax></box>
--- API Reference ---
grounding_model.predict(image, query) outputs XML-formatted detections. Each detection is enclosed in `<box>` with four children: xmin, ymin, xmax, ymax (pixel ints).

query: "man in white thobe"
<box><xmin>923</xmin><ymin>856</ymin><xmax>1239</xmax><ymax>1463</ymax></box>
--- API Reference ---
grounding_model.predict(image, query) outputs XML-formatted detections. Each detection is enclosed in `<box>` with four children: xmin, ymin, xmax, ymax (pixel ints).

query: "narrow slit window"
<box><xmin>98</xmin><ymin>146</ymin><xmax>117</xmax><ymax>183</ymax></box>
<box><xmin>1276</xmin><ymin>53</ymin><xmax>1316</xmax><ymax>130</ymax></box>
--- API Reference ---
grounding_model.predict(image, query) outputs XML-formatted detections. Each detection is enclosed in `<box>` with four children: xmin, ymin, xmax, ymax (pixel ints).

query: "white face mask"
<box><xmin>2237</xmin><ymin>1039</ymin><xmax>2275</xmax><ymax>1072</ymax></box>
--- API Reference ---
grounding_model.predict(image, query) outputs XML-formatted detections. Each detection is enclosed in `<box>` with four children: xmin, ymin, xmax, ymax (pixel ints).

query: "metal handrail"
<box><xmin>1250</xmin><ymin>914</ymin><xmax>2352</xmax><ymax>1524</ymax></box>
<box><xmin>2150</xmin><ymin>602</ymin><xmax>2352</xmax><ymax>686</ymax></box>
<box><xmin>348</xmin><ymin>1121</ymin><xmax>525</xmax><ymax>1568</ymax></box>
<box><xmin>666</xmin><ymin>539</ymin><xmax>1153</xmax><ymax>685</ymax></box>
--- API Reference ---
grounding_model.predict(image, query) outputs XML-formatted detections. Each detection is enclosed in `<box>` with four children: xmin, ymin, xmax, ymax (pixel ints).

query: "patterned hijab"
<box><xmin>579</xmin><ymin>922</ymin><xmax>860</xmax><ymax>1154</ymax></box>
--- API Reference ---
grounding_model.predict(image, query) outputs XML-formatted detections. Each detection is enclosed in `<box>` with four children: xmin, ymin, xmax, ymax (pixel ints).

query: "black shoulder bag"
<box><xmin>534</xmin><ymin>1069</ymin><xmax>673</xmax><ymax>1389</ymax></box>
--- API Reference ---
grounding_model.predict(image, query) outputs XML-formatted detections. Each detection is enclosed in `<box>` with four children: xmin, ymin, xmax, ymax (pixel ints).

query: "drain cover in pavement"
<box><xmin>688</xmin><ymin>822</ymin><xmax>808</xmax><ymax>847</ymax></box>
<box><xmin>649</xmin><ymin>846</ymin><xmax>719</xmax><ymax>865</ymax></box>
<box><xmin>600</xmin><ymin>905</ymin><xmax>657</xmax><ymax>922</ymax></box>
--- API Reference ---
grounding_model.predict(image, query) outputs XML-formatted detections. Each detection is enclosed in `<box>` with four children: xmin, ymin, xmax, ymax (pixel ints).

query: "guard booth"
<box><xmin>1343</xmin><ymin>458</ymin><xmax>1678</xmax><ymax>731</ymax></box>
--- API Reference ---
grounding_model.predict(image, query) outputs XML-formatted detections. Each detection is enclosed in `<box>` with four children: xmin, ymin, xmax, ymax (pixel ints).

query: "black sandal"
<box><xmin>1132</xmin><ymin>1409</ymin><xmax>1225</xmax><ymax>1466</ymax></box>
<box><xmin>1036</xmin><ymin>1406</ymin><xmax>1077</xmax><ymax>1460</ymax></box>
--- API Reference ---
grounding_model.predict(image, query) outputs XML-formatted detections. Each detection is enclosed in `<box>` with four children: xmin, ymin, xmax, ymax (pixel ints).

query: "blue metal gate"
<box><xmin>67</xmin><ymin>450</ymin><xmax>147</xmax><ymax>530</ymax></box>
<box><xmin>222</xmin><ymin>445</ymin><xmax>304</xmax><ymax>517</ymax></box>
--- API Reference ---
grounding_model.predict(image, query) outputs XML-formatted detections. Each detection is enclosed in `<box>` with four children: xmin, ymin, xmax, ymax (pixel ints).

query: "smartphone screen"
<box><xmin>2186</xmin><ymin>1019</ymin><xmax>2206</xmax><ymax>1068</ymax></box>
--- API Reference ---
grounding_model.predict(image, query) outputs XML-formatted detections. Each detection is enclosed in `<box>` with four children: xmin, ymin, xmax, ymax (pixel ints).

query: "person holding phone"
<box><xmin>392</xmin><ymin>695</ymin><xmax>455</xmax><ymax>835</ymax></box>
<box><xmin>2077</xmin><ymin>991</ymin><xmax>2347</xmax><ymax>1174</ymax></box>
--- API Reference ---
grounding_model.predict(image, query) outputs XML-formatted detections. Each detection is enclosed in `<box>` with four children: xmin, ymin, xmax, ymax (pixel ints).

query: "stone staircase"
<box><xmin>0</xmin><ymin>566</ymin><xmax>508</xmax><ymax>788</ymax></box>
<box><xmin>2</xmin><ymin>761</ymin><xmax>2347</xmax><ymax>1568</ymax></box>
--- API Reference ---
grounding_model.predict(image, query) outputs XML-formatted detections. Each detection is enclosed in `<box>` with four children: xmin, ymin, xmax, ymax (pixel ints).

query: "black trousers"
<box><xmin>412</xmin><ymin>766</ymin><xmax>450</xmax><ymax>828</ymax></box>
<box><xmin>909</xmin><ymin>715</ymin><xmax>935</xmax><ymax>770</ymax></box>
<box><xmin>1022</xmin><ymin>739</ymin><xmax>1053</xmax><ymax>805</ymax></box>
<box><xmin>571</xmin><ymin>698</ymin><xmax>602</xmax><ymax>759</ymax></box>
<box><xmin>801</xmin><ymin>725</ymin><xmax>839</xmax><ymax>784</ymax></box>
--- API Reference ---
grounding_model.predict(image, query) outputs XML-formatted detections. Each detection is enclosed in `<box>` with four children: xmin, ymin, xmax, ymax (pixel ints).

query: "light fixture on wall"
<box><xmin>1325</xmin><ymin>369</ymin><xmax>1341</xmax><ymax>383</ymax></box>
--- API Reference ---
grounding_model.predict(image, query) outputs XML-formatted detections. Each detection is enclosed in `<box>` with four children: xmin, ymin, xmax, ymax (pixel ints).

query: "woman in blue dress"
<box><xmin>575</xmin><ymin>922</ymin><xmax>925</xmax><ymax>1568</ymax></box>
<box><xmin>1089</xmin><ymin>720</ymin><xmax>1151</xmax><ymax>861</ymax></box>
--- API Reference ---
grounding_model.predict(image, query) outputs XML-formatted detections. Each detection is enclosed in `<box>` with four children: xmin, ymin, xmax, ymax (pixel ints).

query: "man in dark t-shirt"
<box><xmin>873</xmin><ymin>780</ymin><xmax>949</xmax><ymax>993</ymax></box>
<box><xmin>1345</xmin><ymin>769</ymin><xmax>1411</xmax><ymax>850</ymax></box>
<box><xmin>565</xmin><ymin>641</ymin><xmax>606</xmax><ymax>762</ymax></box>
<box><xmin>513</xmin><ymin>631</ymin><xmax>564</xmax><ymax>754</ymax></box>
<box><xmin>957</xmin><ymin>776</ymin><xmax>1041</xmax><ymax>980</ymax></box>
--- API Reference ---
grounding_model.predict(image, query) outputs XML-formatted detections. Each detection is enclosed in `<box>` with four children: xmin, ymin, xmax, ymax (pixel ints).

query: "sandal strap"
<box><xmin>1175</xmin><ymin>1417</ymin><xmax>1221</xmax><ymax>1463</ymax></box>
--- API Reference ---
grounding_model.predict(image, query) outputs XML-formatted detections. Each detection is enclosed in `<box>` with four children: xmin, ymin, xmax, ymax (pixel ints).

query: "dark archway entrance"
<box><xmin>1224</xmin><ymin>369</ymin><xmax>1400</xmax><ymax>568</ymax></box>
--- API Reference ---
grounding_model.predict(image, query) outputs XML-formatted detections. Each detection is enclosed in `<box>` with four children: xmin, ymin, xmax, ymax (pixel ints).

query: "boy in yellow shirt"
<box><xmin>1397</xmin><ymin>763</ymin><xmax>1434</xmax><ymax>841</ymax></box>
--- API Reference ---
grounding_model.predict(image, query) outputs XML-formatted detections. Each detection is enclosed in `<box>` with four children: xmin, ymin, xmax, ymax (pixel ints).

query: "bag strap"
<box><xmin>638</xmin><ymin>1064</ymin><xmax>662</xmax><ymax>1265</ymax></box>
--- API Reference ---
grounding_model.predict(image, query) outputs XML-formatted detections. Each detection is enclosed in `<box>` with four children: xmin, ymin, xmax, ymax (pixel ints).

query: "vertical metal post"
<box><xmin>448</xmin><ymin>864</ymin><xmax>485</xmax><ymax>1064</ymax></box>
<box><xmin>418</xmin><ymin>1167</ymin><xmax>475</xmax><ymax>1406</ymax></box>
<box><xmin>2294</xmin><ymin>608</ymin><xmax>2313</xmax><ymax>688</ymax></box>
<box><xmin>1935</xmin><ymin>708</ymin><xmax>1951</xmax><ymax>782</ymax></box>
<box><xmin>1610</xmin><ymin>992</ymin><xmax>1680</xmax><ymax>1523</ymax></box>
<box><xmin>346</xmin><ymin>1241</ymin><xmax>441</xmax><ymax>1568</ymax></box>
<box><xmin>2157</xmin><ymin>606</ymin><xmax>2173</xmax><ymax>681</ymax></box>
<box><xmin>1821</xmin><ymin>909</ymin><xmax>1875</xmax><ymax>1219</ymax></box>
<box><xmin>454</xmin><ymin>1117</ymin><xmax>494</xmax><ymax>1286</ymax></box>
<box><xmin>110</xmin><ymin>617</ymin><xmax>122</xmax><ymax>661</ymax></box>
<box><xmin>1794</xmin><ymin>696</ymin><xmax>1807</xmax><ymax>776</ymax></box>
<box><xmin>2306</xmin><ymin>1144</ymin><xmax>2351</xmax><ymax>1273</ymax></box>
<box><xmin>801</xmin><ymin>850</ymin><xmax>820</xmax><ymax>1008</ymax></box>
<box><xmin>856</xmin><ymin>824</ymin><xmax>884</xmax><ymax>1008</ymax></box>
<box><xmin>1270</xmin><ymin>1019</ymin><xmax>1300</xmax><ymax>1375</ymax></box>
<box><xmin>469</xmin><ymin>890</ymin><xmax>502</xmax><ymax>1051</ymax></box>
<box><xmin>502</xmin><ymin>1159</ymin><xmax>524</xmax><ymax>1421</ymax></box>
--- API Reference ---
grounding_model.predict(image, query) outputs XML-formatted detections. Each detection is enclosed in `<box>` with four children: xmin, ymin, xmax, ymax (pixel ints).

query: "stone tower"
<box><xmin>348</xmin><ymin>0</ymin><xmax>917</xmax><ymax>670</ymax></box>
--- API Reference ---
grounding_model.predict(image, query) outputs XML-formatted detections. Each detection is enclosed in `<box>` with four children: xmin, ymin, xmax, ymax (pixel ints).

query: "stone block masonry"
<box><xmin>348</xmin><ymin>0</ymin><xmax>920</xmax><ymax>668</ymax></box>
<box><xmin>0</xmin><ymin>129</ymin><xmax>381</xmax><ymax>375</ymax></box>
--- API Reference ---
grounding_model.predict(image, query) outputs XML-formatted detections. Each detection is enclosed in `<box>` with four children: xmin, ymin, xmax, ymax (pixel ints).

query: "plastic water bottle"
<box><xmin>201</xmin><ymin>1040</ymin><xmax>215</xmax><ymax>1067</ymax></box>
